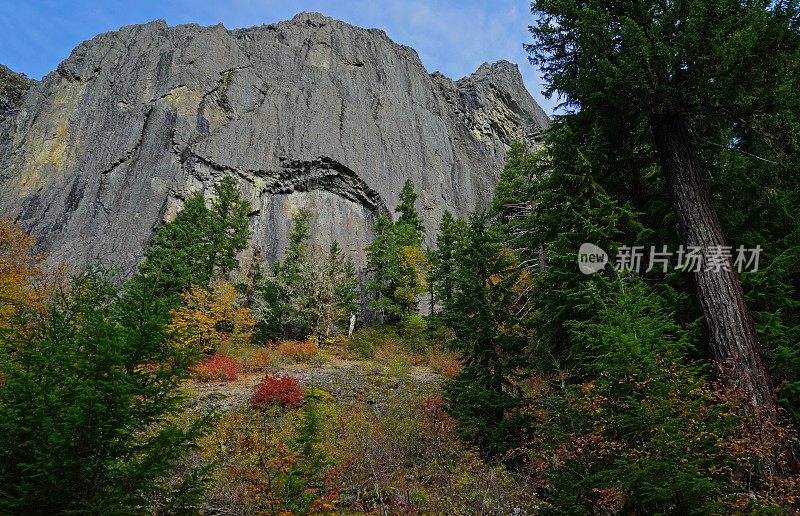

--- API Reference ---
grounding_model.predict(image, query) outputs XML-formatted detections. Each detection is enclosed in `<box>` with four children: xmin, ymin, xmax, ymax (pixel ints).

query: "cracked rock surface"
<box><xmin>0</xmin><ymin>12</ymin><xmax>549</xmax><ymax>271</ymax></box>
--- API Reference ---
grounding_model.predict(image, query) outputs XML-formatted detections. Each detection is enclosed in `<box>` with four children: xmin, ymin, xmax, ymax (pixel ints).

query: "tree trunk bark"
<box><xmin>651</xmin><ymin>112</ymin><xmax>793</xmax><ymax>476</ymax></box>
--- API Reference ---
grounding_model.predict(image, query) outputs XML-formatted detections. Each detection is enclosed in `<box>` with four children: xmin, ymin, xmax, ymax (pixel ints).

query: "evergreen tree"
<box><xmin>429</xmin><ymin>210</ymin><xmax>467</xmax><ymax>309</ymax></box>
<box><xmin>137</xmin><ymin>178</ymin><xmax>251</xmax><ymax>302</ymax></box>
<box><xmin>283</xmin><ymin>208</ymin><xmax>312</xmax><ymax>274</ymax></box>
<box><xmin>442</xmin><ymin>212</ymin><xmax>531</xmax><ymax>458</ymax></box>
<box><xmin>257</xmin><ymin>210</ymin><xmax>359</xmax><ymax>340</ymax></box>
<box><xmin>528</xmin><ymin>0</ymin><xmax>800</xmax><ymax>474</ymax></box>
<box><xmin>540</xmin><ymin>276</ymin><xmax>746</xmax><ymax>514</ymax></box>
<box><xmin>325</xmin><ymin>241</ymin><xmax>359</xmax><ymax>337</ymax></box>
<box><xmin>258</xmin><ymin>209</ymin><xmax>312</xmax><ymax>339</ymax></box>
<box><xmin>138</xmin><ymin>193</ymin><xmax>214</xmax><ymax>300</ymax></box>
<box><xmin>208</xmin><ymin>176</ymin><xmax>251</xmax><ymax>279</ymax></box>
<box><xmin>283</xmin><ymin>401</ymin><xmax>330</xmax><ymax>514</ymax></box>
<box><xmin>396</xmin><ymin>178</ymin><xmax>424</xmax><ymax>236</ymax></box>
<box><xmin>365</xmin><ymin>180</ymin><xmax>426</xmax><ymax>322</ymax></box>
<box><xmin>0</xmin><ymin>270</ymin><xmax>209</xmax><ymax>513</ymax></box>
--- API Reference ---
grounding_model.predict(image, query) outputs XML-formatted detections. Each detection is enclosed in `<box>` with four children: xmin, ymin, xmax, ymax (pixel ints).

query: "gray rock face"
<box><xmin>0</xmin><ymin>12</ymin><xmax>549</xmax><ymax>271</ymax></box>
<box><xmin>0</xmin><ymin>66</ymin><xmax>34</xmax><ymax>121</ymax></box>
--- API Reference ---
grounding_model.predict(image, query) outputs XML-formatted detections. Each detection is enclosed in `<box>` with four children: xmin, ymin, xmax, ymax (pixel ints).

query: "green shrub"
<box><xmin>346</xmin><ymin>325</ymin><xmax>401</xmax><ymax>359</ymax></box>
<box><xmin>398</xmin><ymin>313</ymin><xmax>429</xmax><ymax>353</ymax></box>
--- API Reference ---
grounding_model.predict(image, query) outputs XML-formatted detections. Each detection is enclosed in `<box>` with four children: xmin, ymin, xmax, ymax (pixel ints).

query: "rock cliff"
<box><xmin>0</xmin><ymin>12</ymin><xmax>549</xmax><ymax>271</ymax></box>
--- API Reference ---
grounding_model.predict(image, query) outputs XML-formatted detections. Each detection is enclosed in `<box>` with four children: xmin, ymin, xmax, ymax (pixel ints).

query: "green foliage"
<box><xmin>442</xmin><ymin>212</ymin><xmax>532</xmax><ymax>458</ymax></box>
<box><xmin>366</xmin><ymin>180</ymin><xmax>427</xmax><ymax>323</ymax></box>
<box><xmin>208</xmin><ymin>176</ymin><xmax>251</xmax><ymax>279</ymax></box>
<box><xmin>346</xmin><ymin>324</ymin><xmax>401</xmax><ymax>359</ymax></box>
<box><xmin>327</xmin><ymin>241</ymin><xmax>360</xmax><ymax>333</ymax></box>
<box><xmin>537</xmin><ymin>276</ymin><xmax>743</xmax><ymax>514</ymax></box>
<box><xmin>282</xmin><ymin>402</ymin><xmax>331</xmax><ymax>514</ymax></box>
<box><xmin>0</xmin><ymin>270</ymin><xmax>209</xmax><ymax>514</ymax></box>
<box><xmin>257</xmin><ymin>209</ymin><xmax>359</xmax><ymax>341</ymax></box>
<box><xmin>138</xmin><ymin>177</ymin><xmax>251</xmax><ymax>302</ymax></box>
<box><xmin>396</xmin><ymin>178</ymin><xmax>424</xmax><ymax>234</ymax></box>
<box><xmin>512</xmin><ymin>0</ymin><xmax>800</xmax><ymax>508</ymax></box>
<box><xmin>138</xmin><ymin>193</ymin><xmax>215</xmax><ymax>300</ymax></box>
<box><xmin>429</xmin><ymin>210</ymin><xmax>468</xmax><ymax>311</ymax></box>
<box><xmin>398</xmin><ymin>313</ymin><xmax>429</xmax><ymax>354</ymax></box>
<box><xmin>527</xmin><ymin>0</ymin><xmax>800</xmax><ymax>419</ymax></box>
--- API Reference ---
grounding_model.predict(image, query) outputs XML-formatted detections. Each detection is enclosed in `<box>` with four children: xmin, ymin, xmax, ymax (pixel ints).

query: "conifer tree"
<box><xmin>396</xmin><ymin>178</ymin><xmax>424</xmax><ymax>236</ymax></box>
<box><xmin>0</xmin><ymin>270</ymin><xmax>208</xmax><ymax>513</ymax></box>
<box><xmin>429</xmin><ymin>210</ymin><xmax>467</xmax><ymax>309</ymax></box>
<box><xmin>137</xmin><ymin>177</ymin><xmax>251</xmax><ymax>302</ymax></box>
<box><xmin>138</xmin><ymin>193</ymin><xmax>214</xmax><ymax>300</ymax></box>
<box><xmin>324</xmin><ymin>241</ymin><xmax>359</xmax><ymax>337</ymax></box>
<box><xmin>257</xmin><ymin>210</ymin><xmax>359</xmax><ymax>340</ymax></box>
<box><xmin>208</xmin><ymin>176</ymin><xmax>251</xmax><ymax>278</ymax></box>
<box><xmin>528</xmin><ymin>0</ymin><xmax>800</xmax><ymax>474</ymax></box>
<box><xmin>442</xmin><ymin>212</ymin><xmax>531</xmax><ymax>458</ymax></box>
<box><xmin>365</xmin><ymin>180</ymin><xmax>426</xmax><ymax>322</ymax></box>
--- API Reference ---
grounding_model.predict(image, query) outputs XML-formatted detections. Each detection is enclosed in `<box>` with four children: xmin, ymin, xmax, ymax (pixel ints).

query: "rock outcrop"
<box><xmin>0</xmin><ymin>12</ymin><xmax>549</xmax><ymax>271</ymax></box>
<box><xmin>0</xmin><ymin>65</ymin><xmax>34</xmax><ymax>118</ymax></box>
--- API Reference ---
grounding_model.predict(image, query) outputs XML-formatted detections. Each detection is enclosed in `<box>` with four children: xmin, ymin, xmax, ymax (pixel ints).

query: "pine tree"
<box><xmin>208</xmin><ymin>176</ymin><xmax>251</xmax><ymax>278</ymax></box>
<box><xmin>540</xmin><ymin>276</ymin><xmax>746</xmax><ymax>514</ymax></box>
<box><xmin>256</xmin><ymin>211</ymin><xmax>359</xmax><ymax>340</ymax></box>
<box><xmin>429</xmin><ymin>210</ymin><xmax>467</xmax><ymax>309</ymax></box>
<box><xmin>365</xmin><ymin>181</ymin><xmax>426</xmax><ymax>322</ymax></box>
<box><xmin>258</xmin><ymin>209</ymin><xmax>312</xmax><ymax>339</ymax></box>
<box><xmin>137</xmin><ymin>178</ymin><xmax>251</xmax><ymax>302</ymax></box>
<box><xmin>138</xmin><ymin>193</ymin><xmax>214</xmax><ymax>300</ymax></box>
<box><xmin>283</xmin><ymin>401</ymin><xmax>329</xmax><ymax>514</ymax></box>
<box><xmin>396</xmin><ymin>178</ymin><xmax>424</xmax><ymax>236</ymax></box>
<box><xmin>528</xmin><ymin>0</ymin><xmax>800</xmax><ymax>475</ymax></box>
<box><xmin>324</xmin><ymin>241</ymin><xmax>359</xmax><ymax>337</ymax></box>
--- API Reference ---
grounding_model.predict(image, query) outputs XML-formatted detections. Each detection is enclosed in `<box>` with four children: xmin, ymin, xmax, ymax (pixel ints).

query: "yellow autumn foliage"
<box><xmin>169</xmin><ymin>281</ymin><xmax>255</xmax><ymax>354</ymax></box>
<box><xmin>0</xmin><ymin>220</ymin><xmax>61</xmax><ymax>333</ymax></box>
<box><xmin>394</xmin><ymin>245</ymin><xmax>429</xmax><ymax>309</ymax></box>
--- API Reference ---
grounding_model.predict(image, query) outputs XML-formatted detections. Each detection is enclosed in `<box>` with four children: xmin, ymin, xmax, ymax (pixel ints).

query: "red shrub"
<box><xmin>193</xmin><ymin>354</ymin><xmax>242</xmax><ymax>382</ymax></box>
<box><xmin>251</xmin><ymin>374</ymin><xmax>304</xmax><ymax>409</ymax></box>
<box><xmin>421</xmin><ymin>394</ymin><xmax>457</xmax><ymax>434</ymax></box>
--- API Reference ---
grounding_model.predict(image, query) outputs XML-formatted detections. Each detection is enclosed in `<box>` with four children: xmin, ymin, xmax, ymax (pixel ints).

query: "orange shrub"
<box><xmin>193</xmin><ymin>354</ymin><xmax>242</xmax><ymax>382</ymax></box>
<box><xmin>276</xmin><ymin>340</ymin><xmax>318</xmax><ymax>362</ymax></box>
<box><xmin>0</xmin><ymin>219</ymin><xmax>64</xmax><ymax>330</ymax></box>
<box><xmin>427</xmin><ymin>352</ymin><xmax>463</xmax><ymax>379</ymax></box>
<box><xmin>251</xmin><ymin>374</ymin><xmax>304</xmax><ymax>409</ymax></box>
<box><xmin>237</xmin><ymin>347</ymin><xmax>272</xmax><ymax>372</ymax></box>
<box><xmin>169</xmin><ymin>281</ymin><xmax>255</xmax><ymax>354</ymax></box>
<box><xmin>421</xmin><ymin>394</ymin><xmax>457</xmax><ymax>434</ymax></box>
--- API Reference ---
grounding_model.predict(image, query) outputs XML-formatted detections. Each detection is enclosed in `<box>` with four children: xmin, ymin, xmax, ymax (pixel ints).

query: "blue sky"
<box><xmin>0</xmin><ymin>0</ymin><xmax>556</xmax><ymax>114</ymax></box>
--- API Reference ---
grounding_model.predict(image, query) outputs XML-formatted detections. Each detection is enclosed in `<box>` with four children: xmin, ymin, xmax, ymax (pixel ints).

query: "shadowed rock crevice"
<box><xmin>178</xmin><ymin>150</ymin><xmax>388</xmax><ymax>218</ymax></box>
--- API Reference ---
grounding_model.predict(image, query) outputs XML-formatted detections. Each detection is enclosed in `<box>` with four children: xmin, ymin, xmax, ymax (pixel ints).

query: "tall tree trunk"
<box><xmin>651</xmin><ymin>112</ymin><xmax>793</xmax><ymax>476</ymax></box>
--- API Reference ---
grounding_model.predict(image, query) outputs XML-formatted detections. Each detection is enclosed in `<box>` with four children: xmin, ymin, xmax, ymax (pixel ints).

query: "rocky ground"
<box><xmin>188</xmin><ymin>357</ymin><xmax>444</xmax><ymax>413</ymax></box>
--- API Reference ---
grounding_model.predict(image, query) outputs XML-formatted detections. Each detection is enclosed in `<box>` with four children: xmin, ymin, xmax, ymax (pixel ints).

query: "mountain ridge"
<box><xmin>0</xmin><ymin>12</ymin><xmax>549</xmax><ymax>271</ymax></box>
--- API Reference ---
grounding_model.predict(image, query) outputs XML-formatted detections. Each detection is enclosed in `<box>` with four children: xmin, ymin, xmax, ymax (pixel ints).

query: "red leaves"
<box><xmin>251</xmin><ymin>374</ymin><xmax>304</xmax><ymax>409</ymax></box>
<box><xmin>193</xmin><ymin>354</ymin><xmax>242</xmax><ymax>382</ymax></box>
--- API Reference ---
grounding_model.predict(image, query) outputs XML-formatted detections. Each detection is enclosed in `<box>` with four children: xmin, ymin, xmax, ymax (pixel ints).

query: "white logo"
<box><xmin>578</xmin><ymin>243</ymin><xmax>608</xmax><ymax>275</ymax></box>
